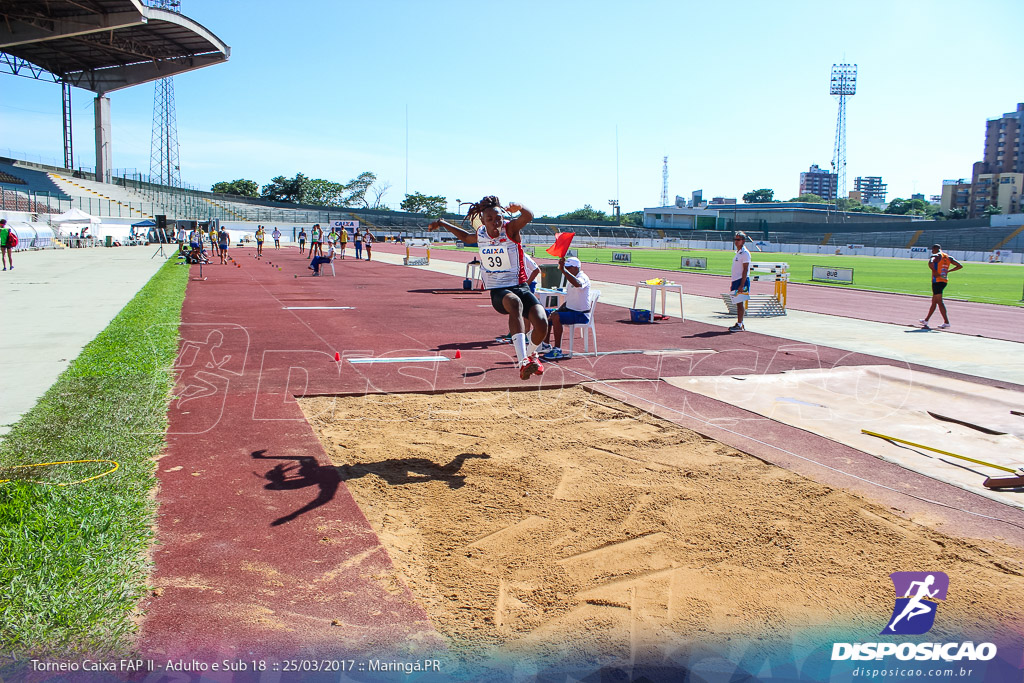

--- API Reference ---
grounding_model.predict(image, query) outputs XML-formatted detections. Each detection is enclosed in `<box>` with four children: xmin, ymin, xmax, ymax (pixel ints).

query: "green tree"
<box><xmin>305</xmin><ymin>178</ymin><xmax>347</xmax><ymax>206</ymax></box>
<box><xmin>790</xmin><ymin>193</ymin><xmax>825</xmax><ymax>203</ymax></box>
<box><xmin>885</xmin><ymin>198</ymin><xmax>911</xmax><ymax>214</ymax></box>
<box><xmin>983</xmin><ymin>204</ymin><xmax>1003</xmax><ymax>216</ymax></box>
<box><xmin>400</xmin><ymin>191</ymin><xmax>448</xmax><ymax>217</ymax></box>
<box><xmin>556</xmin><ymin>204</ymin><xmax>612</xmax><ymax>222</ymax></box>
<box><xmin>619</xmin><ymin>210</ymin><xmax>643</xmax><ymax>227</ymax></box>
<box><xmin>341</xmin><ymin>171</ymin><xmax>377</xmax><ymax>208</ymax></box>
<box><xmin>945</xmin><ymin>208</ymin><xmax>968</xmax><ymax>220</ymax></box>
<box><xmin>261</xmin><ymin>173</ymin><xmax>311</xmax><ymax>203</ymax></box>
<box><xmin>211</xmin><ymin>179</ymin><xmax>259</xmax><ymax>197</ymax></box>
<box><xmin>742</xmin><ymin>188</ymin><xmax>774</xmax><ymax>203</ymax></box>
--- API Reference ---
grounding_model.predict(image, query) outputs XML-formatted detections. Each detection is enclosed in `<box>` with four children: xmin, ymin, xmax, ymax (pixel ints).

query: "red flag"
<box><xmin>546</xmin><ymin>232</ymin><xmax>575</xmax><ymax>258</ymax></box>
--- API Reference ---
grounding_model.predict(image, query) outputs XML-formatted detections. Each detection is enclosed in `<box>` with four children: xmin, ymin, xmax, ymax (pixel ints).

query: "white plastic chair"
<box><xmin>565</xmin><ymin>289</ymin><xmax>600</xmax><ymax>356</ymax></box>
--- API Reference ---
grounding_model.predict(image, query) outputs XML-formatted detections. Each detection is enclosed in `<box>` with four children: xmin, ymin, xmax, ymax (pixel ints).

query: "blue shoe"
<box><xmin>543</xmin><ymin>348</ymin><xmax>566</xmax><ymax>361</ymax></box>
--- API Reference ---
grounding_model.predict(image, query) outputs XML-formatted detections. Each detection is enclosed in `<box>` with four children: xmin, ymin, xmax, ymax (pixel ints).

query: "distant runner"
<box><xmin>920</xmin><ymin>244</ymin><xmax>962</xmax><ymax>329</ymax></box>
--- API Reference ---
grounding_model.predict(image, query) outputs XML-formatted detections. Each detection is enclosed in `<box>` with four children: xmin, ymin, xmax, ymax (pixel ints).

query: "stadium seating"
<box><xmin>0</xmin><ymin>160</ymin><xmax>69</xmax><ymax>202</ymax></box>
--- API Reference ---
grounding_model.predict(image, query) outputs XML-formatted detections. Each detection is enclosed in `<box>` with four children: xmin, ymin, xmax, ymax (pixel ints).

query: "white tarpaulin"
<box><xmin>665</xmin><ymin>365</ymin><xmax>1024</xmax><ymax>509</ymax></box>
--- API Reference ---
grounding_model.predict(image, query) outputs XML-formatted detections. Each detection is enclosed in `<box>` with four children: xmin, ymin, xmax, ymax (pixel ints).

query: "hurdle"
<box><xmin>721</xmin><ymin>262</ymin><xmax>789</xmax><ymax>317</ymax></box>
<box><xmin>404</xmin><ymin>242</ymin><xmax>430</xmax><ymax>266</ymax></box>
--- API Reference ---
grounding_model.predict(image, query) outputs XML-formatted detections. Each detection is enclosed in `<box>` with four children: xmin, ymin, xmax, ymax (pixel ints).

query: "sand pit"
<box><xmin>300</xmin><ymin>388</ymin><xmax>1024</xmax><ymax>665</ymax></box>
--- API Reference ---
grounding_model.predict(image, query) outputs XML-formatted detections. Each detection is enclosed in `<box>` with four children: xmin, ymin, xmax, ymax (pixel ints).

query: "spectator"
<box><xmin>308</xmin><ymin>241</ymin><xmax>336</xmax><ymax>276</ymax></box>
<box><xmin>1</xmin><ymin>219</ymin><xmax>13</xmax><ymax>270</ymax></box>
<box><xmin>255</xmin><ymin>225</ymin><xmax>266</xmax><ymax>257</ymax></box>
<box><xmin>362</xmin><ymin>229</ymin><xmax>375</xmax><ymax>260</ymax></box>
<box><xmin>188</xmin><ymin>227</ymin><xmax>208</xmax><ymax>263</ymax></box>
<box><xmin>542</xmin><ymin>257</ymin><xmax>591</xmax><ymax>360</ymax></box>
<box><xmin>175</xmin><ymin>224</ymin><xmax>187</xmax><ymax>254</ymax></box>
<box><xmin>729</xmin><ymin>232</ymin><xmax>751</xmax><ymax>332</ymax></box>
<box><xmin>338</xmin><ymin>224</ymin><xmax>348</xmax><ymax>259</ymax></box>
<box><xmin>217</xmin><ymin>226</ymin><xmax>230</xmax><ymax>264</ymax></box>
<box><xmin>353</xmin><ymin>228</ymin><xmax>363</xmax><ymax>259</ymax></box>
<box><xmin>208</xmin><ymin>224</ymin><xmax>219</xmax><ymax>258</ymax></box>
<box><xmin>310</xmin><ymin>223</ymin><xmax>323</xmax><ymax>258</ymax></box>
<box><xmin>272</xmin><ymin>227</ymin><xmax>282</xmax><ymax>250</ymax></box>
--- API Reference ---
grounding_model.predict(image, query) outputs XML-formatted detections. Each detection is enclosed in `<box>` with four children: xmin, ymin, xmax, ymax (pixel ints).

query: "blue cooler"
<box><xmin>630</xmin><ymin>308</ymin><xmax>652</xmax><ymax>323</ymax></box>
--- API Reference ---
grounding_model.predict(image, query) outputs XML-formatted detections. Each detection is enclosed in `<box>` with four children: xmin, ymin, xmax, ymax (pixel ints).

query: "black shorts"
<box><xmin>490</xmin><ymin>284</ymin><xmax>541</xmax><ymax>315</ymax></box>
<box><xmin>932</xmin><ymin>281</ymin><xmax>947</xmax><ymax>295</ymax></box>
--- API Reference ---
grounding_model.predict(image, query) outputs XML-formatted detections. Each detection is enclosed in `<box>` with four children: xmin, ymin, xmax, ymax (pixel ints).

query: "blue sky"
<box><xmin>2</xmin><ymin>0</ymin><xmax>1022</xmax><ymax>216</ymax></box>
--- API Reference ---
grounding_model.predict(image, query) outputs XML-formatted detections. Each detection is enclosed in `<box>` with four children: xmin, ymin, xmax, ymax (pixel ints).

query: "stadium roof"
<box><xmin>0</xmin><ymin>0</ymin><xmax>229</xmax><ymax>93</ymax></box>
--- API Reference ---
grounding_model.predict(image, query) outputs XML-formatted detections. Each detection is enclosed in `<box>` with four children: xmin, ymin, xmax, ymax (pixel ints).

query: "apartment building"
<box><xmin>799</xmin><ymin>164</ymin><xmax>837</xmax><ymax>201</ymax></box>
<box><xmin>970</xmin><ymin>103</ymin><xmax>1023</xmax><ymax>217</ymax></box>
<box><xmin>939</xmin><ymin>179</ymin><xmax>971</xmax><ymax>214</ymax></box>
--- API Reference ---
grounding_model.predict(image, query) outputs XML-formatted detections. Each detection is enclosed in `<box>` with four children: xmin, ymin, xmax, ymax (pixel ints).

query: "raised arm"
<box><xmin>559</xmin><ymin>257</ymin><xmax>583</xmax><ymax>288</ymax></box>
<box><xmin>503</xmin><ymin>202</ymin><xmax>534</xmax><ymax>242</ymax></box>
<box><xmin>428</xmin><ymin>218</ymin><xmax>478</xmax><ymax>245</ymax></box>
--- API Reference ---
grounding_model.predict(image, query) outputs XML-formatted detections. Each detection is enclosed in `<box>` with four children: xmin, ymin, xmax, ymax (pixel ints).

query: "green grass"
<box><xmin>440</xmin><ymin>245</ymin><xmax>1024</xmax><ymax>306</ymax></box>
<box><xmin>0</xmin><ymin>259</ymin><xmax>188</xmax><ymax>657</ymax></box>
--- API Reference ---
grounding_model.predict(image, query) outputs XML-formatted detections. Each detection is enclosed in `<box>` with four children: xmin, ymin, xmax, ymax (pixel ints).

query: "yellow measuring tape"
<box><xmin>0</xmin><ymin>459</ymin><xmax>120</xmax><ymax>486</ymax></box>
<box><xmin>860</xmin><ymin>430</ymin><xmax>1015</xmax><ymax>473</ymax></box>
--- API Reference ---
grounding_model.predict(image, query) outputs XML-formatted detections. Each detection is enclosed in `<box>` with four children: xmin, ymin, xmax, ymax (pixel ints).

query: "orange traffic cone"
<box><xmin>454</xmin><ymin>349</ymin><xmax>461</xmax><ymax>359</ymax></box>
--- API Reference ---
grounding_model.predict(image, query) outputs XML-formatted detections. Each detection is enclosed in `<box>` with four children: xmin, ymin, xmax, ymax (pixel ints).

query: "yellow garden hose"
<box><xmin>0</xmin><ymin>459</ymin><xmax>120</xmax><ymax>486</ymax></box>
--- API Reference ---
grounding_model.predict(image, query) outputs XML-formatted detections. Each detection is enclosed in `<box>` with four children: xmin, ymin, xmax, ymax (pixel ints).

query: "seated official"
<box><xmin>308</xmin><ymin>243</ymin><xmax>336</xmax><ymax>276</ymax></box>
<box><xmin>542</xmin><ymin>256</ymin><xmax>591</xmax><ymax>360</ymax></box>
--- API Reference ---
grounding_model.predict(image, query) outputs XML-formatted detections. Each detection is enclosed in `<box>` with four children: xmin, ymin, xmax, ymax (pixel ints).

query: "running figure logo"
<box><xmin>883</xmin><ymin>571</ymin><xmax>949</xmax><ymax>635</ymax></box>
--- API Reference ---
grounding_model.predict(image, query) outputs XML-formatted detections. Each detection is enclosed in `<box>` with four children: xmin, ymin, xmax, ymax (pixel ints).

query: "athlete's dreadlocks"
<box><xmin>463</xmin><ymin>195</ymin><xmax>504</xmax><ymax>229</ymax></box>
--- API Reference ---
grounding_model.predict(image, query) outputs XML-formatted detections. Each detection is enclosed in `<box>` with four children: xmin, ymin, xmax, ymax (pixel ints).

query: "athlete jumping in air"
<box><xmin>886</xmin><ymin>574</ymin><xmax>940</xmax><ymax>632</ymax></box>
<box><xmin>429</xmin><ymin>196</ymin><xmax>548</xmax><ymax>380</ymax></box>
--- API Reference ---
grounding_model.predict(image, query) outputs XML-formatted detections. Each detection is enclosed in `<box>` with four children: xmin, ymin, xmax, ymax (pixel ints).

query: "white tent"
<box><xmin>50</xmin><ymin>208</ymin><xmax>100</xmax><ymax>239</ymax></box>
<box><xmin>51</xmin><ymin>208</ymin><xmax>101</xmax><ymax>225</ymax></box>
<box><xmin>91</xmin><ymin>223</ymin><xmax>133</xmax><ymax>242</ymax></box>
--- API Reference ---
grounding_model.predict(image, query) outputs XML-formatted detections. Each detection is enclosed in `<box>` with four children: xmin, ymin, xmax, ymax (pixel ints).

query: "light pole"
<box><xmin>608</xmin><ymin>199</ymin><xmax>620</xmax><ymax>224</ymax></box>
<box><xmin>455</xmin><ymin>198</ymin><xmax>461</xmax><ymax>216</ymax></box>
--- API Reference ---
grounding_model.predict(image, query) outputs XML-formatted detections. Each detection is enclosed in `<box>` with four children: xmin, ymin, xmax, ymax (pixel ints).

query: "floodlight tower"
<box><xmin>661</xmin><ymin>156</ymin><xmax>669</xmax><ymax>206</ymax></box>
<box><xmin>830</xmin><ymin>63</ymin><xmax>857</xmax><ymax>201</ymax></box>
<box><xmin>149</xmin><ymin>0</ymin><xmax>183</xmax><ymax>187</ymax></box>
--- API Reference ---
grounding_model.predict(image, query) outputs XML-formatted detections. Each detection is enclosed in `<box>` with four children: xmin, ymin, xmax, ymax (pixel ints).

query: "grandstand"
<box><xmin>2</xmin><ymin>156</ymin><xmax>1023</xmax><ymax>259</ymax></box>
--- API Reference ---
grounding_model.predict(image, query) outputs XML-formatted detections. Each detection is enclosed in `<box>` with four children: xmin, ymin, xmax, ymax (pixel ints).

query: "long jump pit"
<box><xmin>299</xmin><ymin>386</ymin><xmax>1024</xmax><ymax>680</ymax></box>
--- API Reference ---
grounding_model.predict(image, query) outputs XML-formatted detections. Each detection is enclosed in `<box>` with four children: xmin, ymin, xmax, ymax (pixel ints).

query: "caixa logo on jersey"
<box><xmin>832</xmin><ymin>571</ymin><xmax>998</xmax><ymax>662</ymax></box>
<box><xmin>883</xmin><ymin>571</ymin><xmax>948</xmax><ymax>635</ymax></box>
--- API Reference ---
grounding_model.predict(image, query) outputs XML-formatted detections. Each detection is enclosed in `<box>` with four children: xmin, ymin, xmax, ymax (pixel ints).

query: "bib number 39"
<box><xmin>481</xmin><ymin>246</ymin><xmax>512</xmax><ymax>272</ymax></box>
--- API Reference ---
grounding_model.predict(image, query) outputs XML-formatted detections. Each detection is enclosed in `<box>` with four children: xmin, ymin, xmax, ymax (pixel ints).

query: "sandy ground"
<box><xmin>300</xmin><ymin>388</ymin><xmax>1024</xmax><ymax>667</ymax></box>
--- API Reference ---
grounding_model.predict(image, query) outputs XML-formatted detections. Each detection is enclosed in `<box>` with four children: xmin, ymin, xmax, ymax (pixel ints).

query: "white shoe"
<box><xmin>938</xmin><ymin>322</ymin><xmax>950</xmax><ymax>329</ymax></box>
<box><xmin>919</xmin><ymin>319</ymin><xmax>930</xmax><ymax>328</ymax></box>
<box><xmin>538</xmin><ymin>342</ymin><xmax>552</xmax><ymax>353</ymax></box>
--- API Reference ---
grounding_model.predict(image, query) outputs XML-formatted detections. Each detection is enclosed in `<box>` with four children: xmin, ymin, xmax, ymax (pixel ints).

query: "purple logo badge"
<box><xmin>883</xmin><ymin>572</ymin><xmax>949</xmax><ymax>635</ymax></box>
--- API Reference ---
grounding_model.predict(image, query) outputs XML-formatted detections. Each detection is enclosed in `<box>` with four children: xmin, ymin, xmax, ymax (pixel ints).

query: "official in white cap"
<box><xmin>542</xmin><ymin>256</ymin><xmax>592</xmax><ymax>360</ymax></box>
